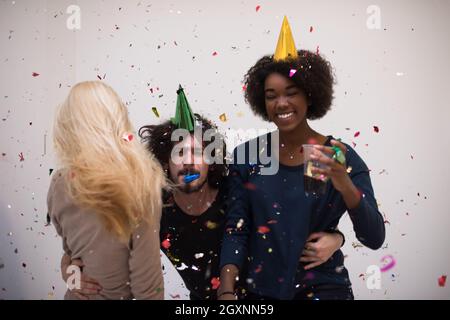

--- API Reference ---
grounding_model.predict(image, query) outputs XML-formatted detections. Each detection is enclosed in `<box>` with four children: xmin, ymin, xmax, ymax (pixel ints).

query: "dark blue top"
<box><xmin>220</xmin><ymin>132</ymin><xmax>385</xmax><ymax>299</ymax></box>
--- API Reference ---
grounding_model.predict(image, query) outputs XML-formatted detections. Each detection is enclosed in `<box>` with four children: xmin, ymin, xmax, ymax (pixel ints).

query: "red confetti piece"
<box><xmin>211</xmin><ymin>277</ymin><xmax>220</xmax><ymax>290</ymax></box>
<box><xmin>169</xmin><ymin>293</ymin><xmax>180</xmax><ymax>299</ymax></box>
<box><xmin>32</xmin><ymin>72</ymin><xmax>40</xmax><ymax>77</ymax></box>
<box><xmin>352</xmin><ymin>142</ymin><xmax>357</xmax><ymax>148</ymax></box>
<box><xmin>255</xmin><ymin>5</ymin><xmax>261</xmax><ymax>12</ymax></box>
<box><xmin>257</xmin><ymin>226</ymin><xmax>270</xmax><ymax>234</ymax></box>
<box><xmin>373</xmin><ymin>126</ymin><xmax>379</xmax><ymax>133</ymax></box>
<box><xmin>244</xmin><ymin>182</ymin><xmax>257</xmax><ymax>190</ymax></box>
<box><xmin>212</xmin><ymin>51</ymin><xmax>218</xmax><ymax>56</ymax></box>
<box><xmin>97</xmin><ymin>75</ymin><xmax>102</xmax><ymax>80</ymax></box>
<box><xmin>122</xmin><ymin>134</ymin><xmax>134</xmax><ymax>142</ymax></box>
<box><xmin>149</xmin><ymin>88</ymin><xmax>154</xmax><ymax>94</ymax></box>
<box><xmin>242</xmin><ymin>85</ymin><xmax>247</xmax><ymax>91</ymax></box>
<box><xmin>161</xmin><ymin>239</ymin><xmax>171</xmax><ymax>249</ymax></box>
<box><xmin>18</xmin><ymin>152</ymin><xmax>24</xmax><ymax>162</ymax></box>
<box><xmin>354</xmin><ymin>131</ymin><xmax>360</xmax><ymax>138</ymax></box>
<box><xmin>267</xmin><ymin>219</ymin><xmax>278</xmax><ymax>224</ymax></box>
<box><xmin>438</xmin><ymin>275</ymin><xmax>447</xmax><ymax>287</ymax></box>
<box><xmin>289</xmin><ymin>69</ymin><xmax>297</xmax><ymax>77</ymax></box>
<box><xmin>309</xmin><ymin>26</ymin><xmax>314</xmax><ymax>32</ymax></box>
<box><xmin>255</xmin><ymin>265</ymin><xmax>262</xmax><ymax>273</ymax></box>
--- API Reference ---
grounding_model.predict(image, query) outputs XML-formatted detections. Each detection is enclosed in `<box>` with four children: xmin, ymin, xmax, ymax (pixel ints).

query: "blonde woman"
<box><xmin>48</xmin><ymin>81</ymin><xmax>166</xmax><ymax>300</ymax></box>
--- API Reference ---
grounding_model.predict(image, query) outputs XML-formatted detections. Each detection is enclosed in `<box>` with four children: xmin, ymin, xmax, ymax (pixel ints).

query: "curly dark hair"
<box><xmin>244</xmin><ymin>50</ymin><xmax>334</xmax><ymax>121</ymax></box>
<box><xmin>138</xmin><ymin>114</ymin><xmax>227</xmax><ymax>189</ymax></box>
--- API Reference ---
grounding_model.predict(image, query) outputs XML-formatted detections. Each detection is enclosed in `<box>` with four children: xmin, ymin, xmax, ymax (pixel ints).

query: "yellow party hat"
<box><xmin>273</xmin><ymin>16</ymin><xmax>298</xmax><ymax>61</ymax></box>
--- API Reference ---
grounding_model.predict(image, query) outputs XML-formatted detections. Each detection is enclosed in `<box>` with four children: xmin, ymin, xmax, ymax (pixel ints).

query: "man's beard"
<box><xmin>175</xmin><ymin>168</ymin><xmax>206</xmax><ymax>194</ymax></box>
<box><xmin>179</xmin><ymin>177</ymin><xmax>207</xmax><ymax>194</ymax></box>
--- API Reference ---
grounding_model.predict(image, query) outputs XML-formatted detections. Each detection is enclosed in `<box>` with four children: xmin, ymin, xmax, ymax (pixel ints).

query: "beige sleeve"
<box><xmin>47</xmin><ymin>172</ymin><xmax>71</xmax><ymax>255</ymax></box>
<box><xmin>128</xmin><ymin>221</ymin><xmax>164</xmax><ymax>300</ymax></box>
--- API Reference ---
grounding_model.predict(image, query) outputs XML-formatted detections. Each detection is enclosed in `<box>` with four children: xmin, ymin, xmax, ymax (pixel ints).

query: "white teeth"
<box><xmin>277</xmin><ymin>112</ymin><xmax>294</xmax><ymax>119</ymax></box>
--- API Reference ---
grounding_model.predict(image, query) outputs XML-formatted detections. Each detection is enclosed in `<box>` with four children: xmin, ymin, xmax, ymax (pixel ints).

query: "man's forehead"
<box><xmin>174</xmin><ymin>134</ymin><xmax>203</xmax><ymax>148</ymax></box>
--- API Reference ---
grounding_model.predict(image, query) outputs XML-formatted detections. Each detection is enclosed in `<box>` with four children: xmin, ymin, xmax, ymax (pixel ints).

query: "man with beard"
<box><xmin>138</xmin><ymin>110</ymin><xmax>230</xmax><ymax>300</ymax></box>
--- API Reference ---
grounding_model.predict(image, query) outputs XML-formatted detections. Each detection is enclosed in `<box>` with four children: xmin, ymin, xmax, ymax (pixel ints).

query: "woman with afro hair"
<box><xmin>218</xmin><ymin>18</ymin><xmax>385</xmax><ymax>300</ymax></box>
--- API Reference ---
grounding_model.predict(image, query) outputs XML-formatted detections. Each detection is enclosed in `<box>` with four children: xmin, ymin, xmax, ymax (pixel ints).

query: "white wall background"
<box><xmin>1</xmin><ymin>0</ymin><xmax>449</xmax><ymax>300</ymax></box>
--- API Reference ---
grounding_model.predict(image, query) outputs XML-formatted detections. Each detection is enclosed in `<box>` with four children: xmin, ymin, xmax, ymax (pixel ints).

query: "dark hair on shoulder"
<box><xmin>138</xmin><ymin>114</ymin><xmax>227</xmax><ymax>189</ymax></box>
<box><xmin>244</xmin><ymin>49</ymin><xmax>334</xmax><ymax>121</ymax></box>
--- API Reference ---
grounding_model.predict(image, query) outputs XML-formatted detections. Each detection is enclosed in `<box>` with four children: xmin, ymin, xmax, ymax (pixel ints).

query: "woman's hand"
<box><xmin>300</xmin><ymin>232</ymin><xmax>344</xmax><ymax>270</ymax></box>
<box><xmin>217</xmin><ymin>264</ymin><xmax>239</xmax><ymax>300</ymax></box>
<box><xmin>310</xmin><ymin>139</ymin><xmax>361</xmax><ymax>209</ymax></box>
<box><xmin>60</xmin><ymin>254</ymin><xmax>102</xmax><ymax>300</ymax></box>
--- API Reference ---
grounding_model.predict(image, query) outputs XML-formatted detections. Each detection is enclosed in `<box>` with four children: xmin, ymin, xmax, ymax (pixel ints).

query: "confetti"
<box><xmin>151</xmin><ymin>107</ymin><xmax>160</xmax><ymax>117</ymax></box>
<box><xmin>309</xmin><ymin>26</ymin><xmax>314</xmax><ymax>32</ymax></box>
<box><xmin>354</xmin><ymin>131</ymin><xmax>360</xmax><ymax>138</ymax></box>
<box><xmin>373</xmin><ymin>126</ymin><xmax>379</xmax><ymax>133</ymax></box>
<box><xmin>176</xmin><ymin>263</ymin><xmax>188</xmax><ymax>271</ymax></box>
<box><xmin>244</xmin><ymin>182</ymin><xmax>257</xmax><ymax>190</ymax></box>
<box><xmin>205</xmin><ymin>220</ymin><xmax>218</xmax><ymax>229</ymax></box>
<box><xmin>169</xmin><ymin>293</ymin><xmax>181</xmax><ymax>299</ymax></box>
<box><xmin>289</xmin><ymin>69</ymin><xmax>297</xmax><ymax>77</ymax></box>
<box><xmin>122</xmin><ymin>134</ymin><xmax>134</xmax><ymax>142</ymax></box>
<box><xmin>211</xmin><ymin>277</ymin><xmax>220</xmax><ymax>290</ymax></box>
<box><xmin>194</xmin><ymin>253</ymin><xmax>204</xmax><ymax>259</ymax></box>
<box><xmin>254</xmin><ymin>265</ymin><xmax>262</xmax><ymax>273</ymax></box>
<box><xmin>352</xmin><ymin>242</ymin><xmax>363</xmax><ymax>249</ymax></box>
<box><xmin>316</xmin><ymin>45</ymin><xmax>320</xmax><ymax>54</ymax></box>
<box><xmin>18</xmin><ymin>152</ymin><xmax>24</xmax><ymax>161</ymax></box>
<box><xmin>255</xmin><ymin>5</ymin><xmax>261</xmax><ymax>12</ymax></box>
<box><xmin>236</xmin><ymin>219</ymin><xmax>244</xmax><ymax>229</ymax></box>
<box><xmin>219</xmin><ymin>113</ymin><xmax>227</xmax><ymax>122</ymax></box>
<box><xmin>49</xmin><ymin>168</ymin><xmax>54</xmax><ymax>175</ymax></box>
<box><xmin>438</xmin><ymin>275</ymin><xmax>447</xmax><ymax>287</ymax></box>
<box><xmin>380</xmin><ymin>255</ymin><xmax>396</xmax><ymax>272</ymax></box>
<box><xmin>257</xmin><ymin>226</ymin><xmax>270</xmax><ymax>234</ymax></box>
<box><xmin>161</xmin><ymin>238</ymin><xmax>171</xmax><ymax>249</ymax></box>
<box><xmin>32</xmin><ymin>72</ymin><xmax>40</xmax><ymax>77</ymax></box>
<box><xmin>212</xmin><ymin>51</ymin><xmax>218</xmax><ymax>56</ymax></box>
<box><xmin>303</xmin><ymin>272</ymin><xmax>315</xmax><ymax>280</ymax></box>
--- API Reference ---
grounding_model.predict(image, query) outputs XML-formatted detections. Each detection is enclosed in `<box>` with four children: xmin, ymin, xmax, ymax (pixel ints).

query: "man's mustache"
<box><xmin>177</xmin><ymin>168</ymin><xmax>200</xmax><ymax>176</ymax></box>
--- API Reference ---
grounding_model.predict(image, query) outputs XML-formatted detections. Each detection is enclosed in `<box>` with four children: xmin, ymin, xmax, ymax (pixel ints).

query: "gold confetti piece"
<box><xmin>206</xmin><ymin>220</ymin><xmax>218</xmax><ymax>229</ymax></box>
<box><xmin>219</xmin><ymin>113</ymin><xmax>227</xmax><ymax>122</ymax></box>
<box><xmin>152</xmin><ymin>107</ymin><xmax>160</xmax><ymax>117</ymax></box>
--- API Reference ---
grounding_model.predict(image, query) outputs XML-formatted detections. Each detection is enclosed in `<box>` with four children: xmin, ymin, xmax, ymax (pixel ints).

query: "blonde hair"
<box><xmin>53</xmin><ymin>81</ymin><xmax>166</xmax><ymax>242</ymax></box>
